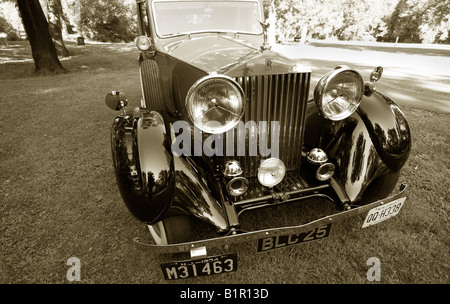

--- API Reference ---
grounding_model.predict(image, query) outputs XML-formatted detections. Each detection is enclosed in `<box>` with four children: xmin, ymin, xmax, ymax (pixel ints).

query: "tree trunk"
<box><xmin>75</xmin><ymin>0</ymin><xmax>85</xmax><ymax>44</ymax></box>
<box><xmin>17</xmin><ymin>0</ymin><xmax>66</xmax><ymax>74</ymax></box>
<box><xmin>45</xmin><ymin>0</ymin><xmax>70</xmax><ymax>57</ymax></box>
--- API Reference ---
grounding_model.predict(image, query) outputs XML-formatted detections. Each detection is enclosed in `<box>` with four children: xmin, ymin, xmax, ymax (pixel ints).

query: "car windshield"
<box><xmin>152</xmin><ymin>0</ymin><xmax>262</xmax><ymax>37</ymax></box>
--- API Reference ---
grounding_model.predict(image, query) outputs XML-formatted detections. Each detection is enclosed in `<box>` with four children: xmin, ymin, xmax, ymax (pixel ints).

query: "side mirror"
<box><xmin>370</xmin><ymin>66</ymin><xmax>383</xmax><ymax>82</ymax></box>
<box><xmin>105</xmin><ymin>91</ymin><xmax>128</xmax><ymax>111</ymax></box>
<box><xmin>365</xmin><ymin>66</ymin><xmax>383</xmax><ymax>96</ymax></box>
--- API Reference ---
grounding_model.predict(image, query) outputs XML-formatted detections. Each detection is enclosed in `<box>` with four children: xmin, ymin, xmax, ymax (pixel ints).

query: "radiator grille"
<box><xmin>140</xmin><ymin>59</ymin><xmax>166</xmax><ymax>110</ymax></box>
<box><xmin>223</xmin><ymin>72</ymin><xmax>310</xmax><ymax>177</ymax></box>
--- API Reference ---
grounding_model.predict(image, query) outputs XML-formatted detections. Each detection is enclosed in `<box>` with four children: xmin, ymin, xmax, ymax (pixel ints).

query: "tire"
<box><xmin>360</xmin><ymin>171</ymin><xmax>400</xmax><ymax>205</ymax></box>
<box><xmin>147</xmin><ymin>215</ymin><xmax>191</xmax><ymax>245</ymax></box>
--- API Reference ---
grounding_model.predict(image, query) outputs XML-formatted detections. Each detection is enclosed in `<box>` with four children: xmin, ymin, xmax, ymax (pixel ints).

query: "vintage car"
<box><xmin>105</xmin><ymin>0</ymin><xmax>411</xmax><ymax>279</ymax></box>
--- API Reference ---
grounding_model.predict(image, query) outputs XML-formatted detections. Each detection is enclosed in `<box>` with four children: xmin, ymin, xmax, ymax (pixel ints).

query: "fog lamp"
<box><xmin>227</xmin><ymin>177</ymin><xmax>249</xmax><ymax>197</ymax></box>
<box><xmin>223</xmin><ymin>160</ymin><xmax>243</xmax><ymax>178</ymax></box>
<box><xmin>257</xmin><ymin>158</ymin><xmax>286</xmax><ymax>188</ymax></box>
<box><xmin>316</xmin><ymin>163</ymin><xmax>335</xmax><ymax>181</ymax></box>
<box><xmin>135</xmin><ymin>36</ymin><xmax>151</xmax><ymax>51</ymax></box>
<box><xmin>306</xmin><ymin>148</ymin><xmax>328</xmax><ymax>165</ymax></box>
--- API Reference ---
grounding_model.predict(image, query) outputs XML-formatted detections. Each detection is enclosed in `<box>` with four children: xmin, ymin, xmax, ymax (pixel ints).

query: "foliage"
<box><xmin>0</xmin><ymin>15</ymin><xmax>19</xmax><ymax>40</ymax></box>
<box><xmin>382</xmin><ymin>0</ymin><xmax>450</xmax><ymax>43</ymax></box>
<box><xmin>1</xmin><ymin>0</ymin><xmax>449</xmax><ymax>43</ymax></box>
<box><xmin>266</xmin><ymin>0</ymin><xmax>400</xmax><ymax>42</ymax></box>
<box><xmin>78</xmin><ymin>0</ymin><xmax>137</xmax><ymax>42</ymax></box>
<box><xmin>265</xmin><ymin>0</ymin><xmax>449</xmax><ymax>43</ymax></box>
<box><xmin>0</xmin><ymin>1</ymin><xmax>22</xmax><ymax>40</ymax></box>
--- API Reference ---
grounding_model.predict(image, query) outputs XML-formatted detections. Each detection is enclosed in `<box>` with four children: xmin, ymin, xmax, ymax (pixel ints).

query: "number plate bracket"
<box><xmin>190</xmin><ymin>246</ymin><xmax>207</xmax><ymax>259</ymax></box>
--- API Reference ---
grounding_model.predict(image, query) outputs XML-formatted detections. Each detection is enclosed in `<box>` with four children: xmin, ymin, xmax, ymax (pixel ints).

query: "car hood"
<box><xmin>160</xmin><ymin>35</ymin><xmax>309</xmax><ymax>77</ymax></box>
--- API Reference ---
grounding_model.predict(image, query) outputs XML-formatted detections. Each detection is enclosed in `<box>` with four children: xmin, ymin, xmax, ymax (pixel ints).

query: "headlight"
<box><xmin>314</xmin><ymin>66</ymin><xmax>364</xmax><ymax>121</ymax></box>
<box><xmin>186</xmin><ymin>75</ymin><xmax>245</xmax><ymax>134</ymax></box>
<box><xmin>135</xmin><ymin>36</ymin><xmax>151</xmax><ymax>51</ymax></box>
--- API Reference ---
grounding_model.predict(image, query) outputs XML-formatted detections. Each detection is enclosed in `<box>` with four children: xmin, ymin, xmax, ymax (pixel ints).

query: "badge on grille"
<box><xmin>265</xmin><ymin>58</ymin><xmax>273</xmax><ymax>71</ymax></box>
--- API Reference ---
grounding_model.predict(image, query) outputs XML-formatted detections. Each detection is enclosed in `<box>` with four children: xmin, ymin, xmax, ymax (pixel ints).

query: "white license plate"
<box><xmin>362</xmin><ymin>197</ymin><xmax>406</xmax><ymax>228</ymax></box>
<box><xmin>160</xmin><ymin>253</ymin><xmax>237</xmax><ymax>280</ymax></box>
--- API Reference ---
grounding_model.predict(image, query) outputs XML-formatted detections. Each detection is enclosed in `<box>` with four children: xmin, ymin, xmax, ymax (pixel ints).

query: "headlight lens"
<box><xmin>314</xmin><ymin>67</ymin><xmax>364</xmax><ymax>121</ymax></box>
<box><xmin>135</xmin><ymin>36</ymin><xmax>151</xmax><ymax>51</ymax></box>
<box><xmin>186</xmin><ymin>75</ymin><xmax>245</xmax><ymax>134</ymax></box>
<box><xmin>257</xmin><ymin>158</ymin><xmax>286</xmax><ymax>188</ymax></box>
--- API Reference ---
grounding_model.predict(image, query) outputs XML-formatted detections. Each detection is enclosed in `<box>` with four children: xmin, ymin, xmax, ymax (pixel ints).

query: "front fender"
<box><xmin>328</xmin><ymin>113</ymin><xmax>389</xmax><ymax>202</ymax></box>
<box><xmin>111</xmin><ymin>110</ymin><xmax>175</xmax><ymax>224</ymax></box>
<box><xmin>304</xmin><ymin>91</ymin><xmax>411</xmax><ymax>203</ymax></box>
<box><xmin>357</xmin><ymin>91</ymin><xmax>411</xmax><ymax>172</ymax></box>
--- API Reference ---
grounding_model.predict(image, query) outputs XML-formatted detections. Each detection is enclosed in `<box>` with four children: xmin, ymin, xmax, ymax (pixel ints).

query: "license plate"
<box><xmin>160</xmin><ymin>253</ymin><xmax>237</xmax><ymax>280</ymax></box>
<box><xmin>362</xmin><ymin>197</ymin><xmax>406</xmax><ymax>228</ymax></box>
<box><xmin>257</xmin><ymin>223</ymin><xmax>332</xmax><ymax>252</ymax></box>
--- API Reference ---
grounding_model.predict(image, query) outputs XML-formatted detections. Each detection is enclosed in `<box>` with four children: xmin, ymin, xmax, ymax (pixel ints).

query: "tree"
<box><xmin>41</xmin><ymin>0</ymin><xmax>70</xmax><ymax>57</ymax></box>
<box><xmin>17</xmin><ymin>0</ymin><xmax>66</xmax><ymax>74</ymax></box>
<box><xmin>267</xmin><ymin>0</ymin><xmax>400</xmax><ymax>42</ymax></box>
<box><xmin>383</xmin><ymin>0</ymin><xmax>450</xmax><ymax>43</ymax></box>
<box><xmin>418</xmin><ymin>0</ymin><xmax>450</xmax><ymax>43</ymax></box>
<box><xmin>334</xmin><ymin>0</ymin><xmax>399</xmax><ymax>41</ymax></box>
<box><xmin>79</xmin><ymin>0</ymin><xmax>136</xmax><ymax>42</ymax></box>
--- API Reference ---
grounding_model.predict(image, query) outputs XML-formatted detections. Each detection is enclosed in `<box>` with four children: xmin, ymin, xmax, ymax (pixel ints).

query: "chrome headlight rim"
<box><xmin>314</xmin><ymin>66</ymin><xmax>364</xmax><ymax>121</ymax></box>
<box><xmin>135</xmin><ymin>35</ymin><xmax>152</xmax><ymax>51</ymax></box>
<box><xmin>185</xmin><ymin>74</ymin><xmax>245</xmax><ymax>134</ymax></box>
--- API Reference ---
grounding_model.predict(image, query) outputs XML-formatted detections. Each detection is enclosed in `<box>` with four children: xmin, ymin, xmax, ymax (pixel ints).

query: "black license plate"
<box><xmin>257</xmin><ymin>223</ymin><xmax>332</xmax><ymax>252</ymax></box>
<box><xmin>160</xmin><ymin>253</ymin><xmax>238</xmax><ymax>280</ymax></box>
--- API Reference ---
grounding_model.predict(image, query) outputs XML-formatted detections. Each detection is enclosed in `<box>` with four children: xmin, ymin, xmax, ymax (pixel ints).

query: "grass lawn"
<box><xmin>0</xmin><ymin>40</ymin><xmax>448</xmax><ymax>284</ymax></box>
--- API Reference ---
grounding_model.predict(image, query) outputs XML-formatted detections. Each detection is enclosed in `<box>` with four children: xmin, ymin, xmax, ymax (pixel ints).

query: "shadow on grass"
<box><xmin>0</xmin><ymin>41</ymin><xmax>138</xmax><ymax>80</ymax></box>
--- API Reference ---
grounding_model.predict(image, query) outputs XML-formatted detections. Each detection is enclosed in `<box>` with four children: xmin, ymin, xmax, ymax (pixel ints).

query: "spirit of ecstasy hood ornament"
<box><xmin>258</xmin><ymin>19</ymin><xmax>271</xmax><ymax>51</ymax></box>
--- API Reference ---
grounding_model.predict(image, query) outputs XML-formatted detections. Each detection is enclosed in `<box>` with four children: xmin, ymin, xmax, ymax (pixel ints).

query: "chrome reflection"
<box><xmin>137</xmin><ymin>111</ymin><xmax>174</xmax><ymax>198</ymax></box>
<box><xmin>328</xmin><ymin>115</ymin><xmax>388</xmax><ymax>202</ymax></box>
<box><xmin>357</xmin><ymin>92</ymin><xmax>412</xmax><ymax>172</ymax></box>
<box><xmin>227</xmin><ymin>177</ymin><xmax>249</xmax><ymax>197</ymax></box>
<box><xmin>223</xmin><ymin>160</ymin><xmax>243</xmax><ymax>177</ymax></box>
<box><xmin>316</xmin><ymin>163</ymin><xmax>335</xmax><ymax>181</ymax></box>
<box><xmin>171</xmin><ymin>156</ymin><xmax>228</xmax><ymax>232</ymax></box>
<box><xmin>306</xmin><ymin>148</ymin><xmax>328</xmax><ymax>165</ymax></box>
<box><xmin>111</xmin><ymin>111</ymin><xmax>175</xmax><ymax>224</ymax></box>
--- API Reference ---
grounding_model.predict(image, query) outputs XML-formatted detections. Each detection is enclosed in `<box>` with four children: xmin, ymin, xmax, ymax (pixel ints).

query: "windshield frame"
<box><xmin>150</xmin><ymin>0</ymin><xmax>264</xmax><ymax>38</ymax></box>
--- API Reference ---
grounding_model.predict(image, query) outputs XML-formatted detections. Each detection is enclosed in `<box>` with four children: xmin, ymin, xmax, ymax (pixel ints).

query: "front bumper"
<box><xmin>134</xmin><ymin>184</ymin><xmax>407</xmax><ymax>254</ymax></box>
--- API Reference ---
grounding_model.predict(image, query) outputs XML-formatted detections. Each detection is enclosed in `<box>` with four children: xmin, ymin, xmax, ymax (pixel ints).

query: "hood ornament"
<box><xmin>258</xmin><ymin>19</ymin><xmax>271</xmax><ymax>52</ymax></box>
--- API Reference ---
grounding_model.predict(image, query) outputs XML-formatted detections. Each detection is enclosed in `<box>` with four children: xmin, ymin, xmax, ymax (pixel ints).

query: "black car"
<box><xmin>105</xmin><ymin>0</ymin><xmax>411</xmax><ymax>279</ymax></box>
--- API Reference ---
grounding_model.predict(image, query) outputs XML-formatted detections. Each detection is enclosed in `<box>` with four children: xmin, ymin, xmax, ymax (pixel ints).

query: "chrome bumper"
<box><xmin>133</xmin><ymin>184</ymin><xmax>407</xmax><ymax>254</ymax></box>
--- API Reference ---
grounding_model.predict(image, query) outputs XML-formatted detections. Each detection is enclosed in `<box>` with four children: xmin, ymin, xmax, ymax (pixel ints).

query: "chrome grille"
<box><xmin>224</xmin><ymin>72</ymin><xmax>310</xmax><ymax>177</ymax></box>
